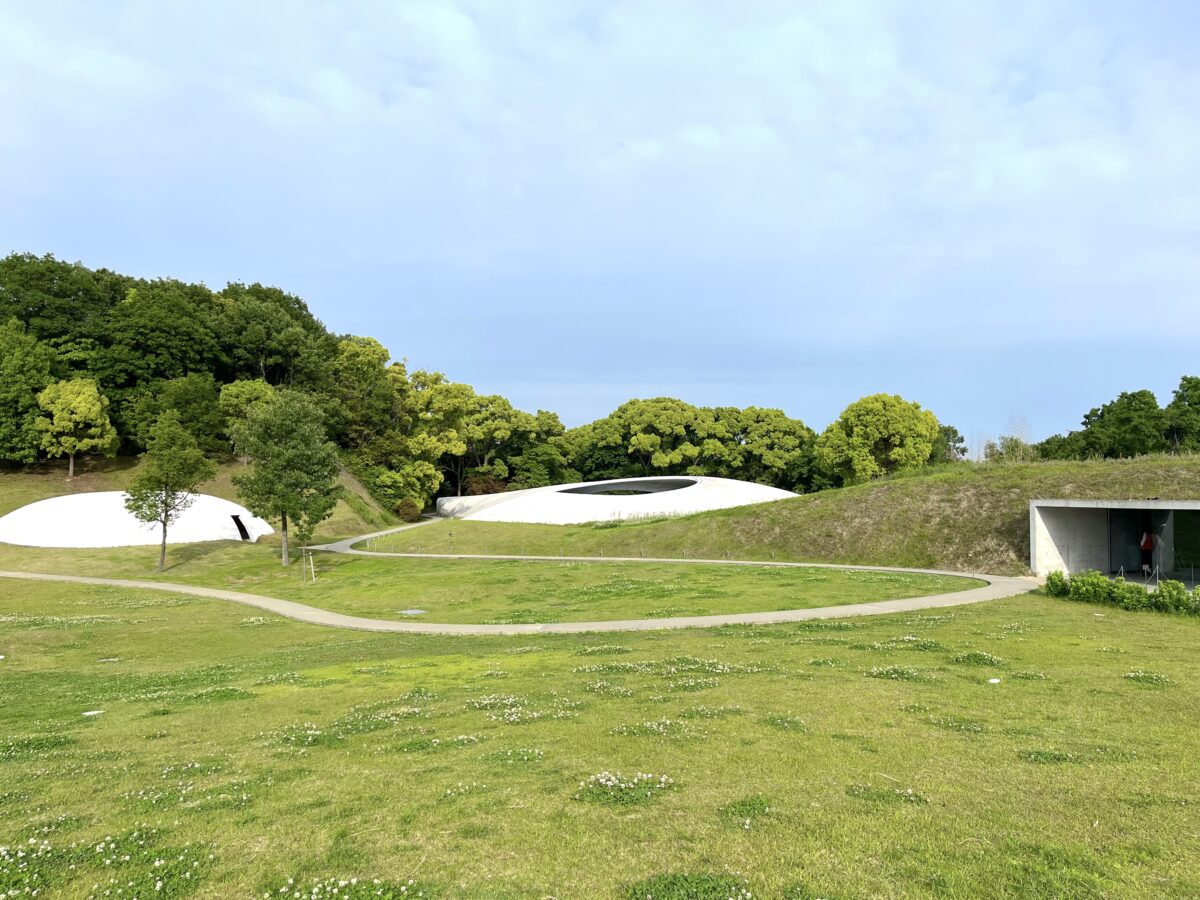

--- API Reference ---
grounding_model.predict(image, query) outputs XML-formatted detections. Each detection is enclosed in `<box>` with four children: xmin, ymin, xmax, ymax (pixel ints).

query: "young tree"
<box><xmin>231</xmin><ymin>390</ymin><xmax>341</xmax><ymax>565</ymax></box>
<box><xmin>124</xmin><ymin>410</ymin><xmax>218</xmax><ymax>571</ymax></box>
<box><xmin>34</xmin><ymin>378</ymin><xmax>119</xmax><ymax>477</ymax></box>
<box><xmin>0</xmin><ymin>318</ymin><xmax>57</xmax><ymax>463</ymax></box>
<box><xmin>983</xmin><ymin>434</ymin><xmax>1039</xmax><ymax>463</ymax></box>
<box><xmin>814</xmin><ymin>393</ymin><xmax>940</xmax><ymax>486</ymax></box>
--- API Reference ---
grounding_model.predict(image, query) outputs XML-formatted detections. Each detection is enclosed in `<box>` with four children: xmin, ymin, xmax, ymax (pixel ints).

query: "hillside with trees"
<box><xmin>2</xmin><ymin>253</ymin><xmax>1197</xmax><ymax>531</ymax></box>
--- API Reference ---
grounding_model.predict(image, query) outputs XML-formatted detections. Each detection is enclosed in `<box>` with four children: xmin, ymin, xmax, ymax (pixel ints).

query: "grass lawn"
<box><xmin>0</xmin><ymin>541</ymin><xmax>978</xmax><ymax>624</ymax></box>
<box><xmin>2</xmin><ymin>581</ymin><xmax>1199</xmax><ymax>898</ymax></box>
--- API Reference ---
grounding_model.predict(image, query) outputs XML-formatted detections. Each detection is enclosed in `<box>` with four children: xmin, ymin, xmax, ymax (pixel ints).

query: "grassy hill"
<box><xmin>0</xmin><ymin>456</ymin><xmax>396</xmax><ymax>541</ymax></box>
<box><xmin>375</xmin><ymin>456</ymin><xmax>1200</xmax><ymax>575</ymax></box>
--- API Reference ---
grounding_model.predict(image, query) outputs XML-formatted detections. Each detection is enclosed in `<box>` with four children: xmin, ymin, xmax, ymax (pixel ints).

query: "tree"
<box><xmin>232</xmin><ymin>390</ymin><xmax>341</xmax><ymax>565</ymax></box>
<box><xmin>218</xmin><ymin>379</ymin><xmax>276</xmax><ymax>426</ymax></box>
<box><xmin>329</xmin><ymin>336</ymin><xmax>395</xmax><ymax>446</ymax></box>
<box><xmin>700</xmin><ymin>406</ymin><xmax>816</xmax><ymax>490</ymax></box>
<box><xmin>442</xmin><ymin>393</ymin><xmax>543</xmax><ymax>496</ymax></box>
<box><xmin>124</xmin><ymin>410</ymin><xmax>218</xmax><ymax>571</ymax></box>
<box><xmin>507</xmin><ymin>411</ymin><xmax>578</xmax><ymax>489</ymax></box>
<box><xmin>1077</xmin><ymin>390</ymin><xmax>1167</xmax><ymax>458</ymax></box>
<box><xmin>929</xmin><ymin>424</ymin><xmax>967</xmax><ymax>464</ymax></box>
<box><xmin>1166</xmin><ymin>375</ymin><xmax>1200</xmax><ymax>453</ymax></box>
<box><xmin>127</xmin><ymin>372</ymin><xmax>227</xmax><ymax>455</ymax></box>
<box><xmin>814</xmin><ymin>394</ymin><xmax>940</xmax><ymax>486</ymax></box>
<box><xmin>0</xmin><ymin>318</ymin><xmax>57</xmax><ymax>463</ymax></box>
<box><xmin>353</xmin><ymin>366</ymin><xmax>468</xmax><ymax>511</ymax></box>
<box><xmin>34</xmin><ymin>378</ymin><xmax>118</xmax><ymax>477</ymax></box>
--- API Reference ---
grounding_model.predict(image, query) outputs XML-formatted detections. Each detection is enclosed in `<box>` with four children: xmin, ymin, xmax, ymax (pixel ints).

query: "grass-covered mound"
<box><xmin>375</xmin><ymin>456</ymin><xmax>1200</xmax><ymax>575</ymax></box>
<box><xmin>1</xmin><ymin>580</ymin><xmax>1198</xmax><ymax>896</ymax></box>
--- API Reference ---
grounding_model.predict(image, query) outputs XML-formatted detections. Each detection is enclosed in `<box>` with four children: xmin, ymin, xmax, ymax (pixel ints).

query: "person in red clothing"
<box><xmin>1140</xmin><ymin>531</ymin><xmax>1156</xmax><ymax>575</ymax></box>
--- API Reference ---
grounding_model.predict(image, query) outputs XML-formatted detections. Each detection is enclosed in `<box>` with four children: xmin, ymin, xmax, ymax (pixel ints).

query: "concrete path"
<box><xmin>0</xmin><ymin>561</ymin><xmax>1038</xmax><ymax>635</ymax></box>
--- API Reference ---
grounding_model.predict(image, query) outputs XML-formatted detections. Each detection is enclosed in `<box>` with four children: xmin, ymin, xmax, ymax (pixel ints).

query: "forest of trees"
<box><xmin>1</xmin><ymin>253</ymin><xmax>1196</xmax><ymax>524</ymax></box>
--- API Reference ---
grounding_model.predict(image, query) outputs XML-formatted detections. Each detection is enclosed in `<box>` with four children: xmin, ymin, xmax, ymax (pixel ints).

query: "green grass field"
<box><xmin>4</xmin><ymin>458</ymin><xmax>1200</xmax><ymax>897</ymax></box>
<box><xmin>2</xmin><ymin>579</ymin><xmax>1199</xmax><ymax>898</ymax></box>
<box><xmin>0</xmin><ymin>539</ymin><xmax>978</xmax><ymax>625</ymax></box>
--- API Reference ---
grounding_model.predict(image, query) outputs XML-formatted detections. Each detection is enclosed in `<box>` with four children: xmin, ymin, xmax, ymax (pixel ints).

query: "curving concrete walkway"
<box><xmin>0</xmin><ymin>552</ymin><xmax>1038</xmax><ymax>635</ymax></box>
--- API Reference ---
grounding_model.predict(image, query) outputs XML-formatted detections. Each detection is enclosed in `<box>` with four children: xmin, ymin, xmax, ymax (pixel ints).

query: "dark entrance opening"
<box><xmin>1108</xmin><ymin>509</ymin><xmax>1169</xmax><ymax>574</ymax></box>
<box><xmin>231</xmin><ymin>514</ymin><xmax>251</xmax><ymax>541</ymax></box>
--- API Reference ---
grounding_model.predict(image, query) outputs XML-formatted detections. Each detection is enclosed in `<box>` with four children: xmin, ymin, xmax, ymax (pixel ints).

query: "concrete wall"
<box><xmin>1031</xmin><ymin>505</ymin><xmax>1109</xmax><ymax>576</ymax></box>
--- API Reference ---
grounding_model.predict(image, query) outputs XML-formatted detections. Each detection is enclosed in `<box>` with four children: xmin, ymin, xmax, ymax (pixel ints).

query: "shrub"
<box><xmin>1045</xmin><ymin>570</ymin><xmax>1069</xmax><ymax>597</ymax></box>
<box><xmin>464</xmin><ymin>474</ymin><xmax>507</xmax><ymax>495</ymax></box>
<box><xmin>1185</xmin><ymin>588</ymin><xmax>1200</xmax><ymax>616</ymax></box>
<box><xmin>1152</xmin><ymin>580</ymin><xmax>1189</xmax><ymax>614</ymax></box>
<box><xmin>1066</xmin><ymin>570</ymin><xmax>1113</xmax><ymax>605</ymax></box>
<box><xmin>395</xmin><ymin>498</ymin><xmax>423</xmax><ymax>522</ymax></box>
<box><xmin>1110</xmin><ymin>579</ymin><xmax>1150</xmax><ymax>612</ymax></box>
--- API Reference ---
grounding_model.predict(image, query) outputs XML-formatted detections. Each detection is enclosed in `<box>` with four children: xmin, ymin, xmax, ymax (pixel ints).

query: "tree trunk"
<box><xmin>68</xmin><ymin>453</ymin><xmax>75</xmax><ymax>479</ymax></box>
<box><xmin>158</xmin><ymin>519</ymin><xmax>167</xmax><ymax>572</ymax></box>
<box><xmin>280</xmin><ymin>511</ymin><xmax>290</xmax><ymax>566</ymax></box>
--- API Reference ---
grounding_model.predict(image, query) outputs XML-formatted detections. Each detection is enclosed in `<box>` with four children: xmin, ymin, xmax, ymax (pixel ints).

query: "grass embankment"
<box><xmin>0</xmin><ymin>541</ymin><xmax>977</xmax><ymax>624</ymax></box>
<box><xmin>379</xmin><ymin>457</ymin><xmax>1200</xmax><ymax>575</ymax></box>
<box><xmin>2</xmin><ymin>581</ymin><xmax>1198</xmax><ymax>897</ymax></box>
<box><xmin>0</xmin><ymin>457</ymin><xmax>396</xmax><ymax>541</ymax></box>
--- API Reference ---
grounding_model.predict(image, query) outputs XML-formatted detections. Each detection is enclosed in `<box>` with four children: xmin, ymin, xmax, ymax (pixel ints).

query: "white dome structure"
<box><xmin>0</xmin><ymin>491</ymin><xmax>273</xmax><ymax>548</ymax></box>
<box><xmin>436</xmin><ymin>475</ymin><xmax>796</xmax><ymax>526</ymax></box>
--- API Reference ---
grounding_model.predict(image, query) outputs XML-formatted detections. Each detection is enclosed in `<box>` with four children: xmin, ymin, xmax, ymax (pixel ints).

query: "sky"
<box><xmin>3</xmin><ymin>2</ymin><xmax>1198</xmax><ymax>451</ymax></box>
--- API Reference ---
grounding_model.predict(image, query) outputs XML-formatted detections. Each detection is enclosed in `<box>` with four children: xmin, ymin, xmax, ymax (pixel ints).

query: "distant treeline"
<box><xmin>982</xmin><ymin>381</ymin><xmax>1200</xmax><ymax>464</ymax></box>
<box><xmin>0</xmin><ymin>253</ymin><xmax>1193</xmax><ymax>511</ymax></box>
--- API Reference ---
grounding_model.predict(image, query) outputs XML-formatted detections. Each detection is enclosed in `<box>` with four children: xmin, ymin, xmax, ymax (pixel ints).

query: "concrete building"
<box><xmin>1029</xmin><ymin>499</ymin><xmax>1200</xmax><ymax>578</ymax></box>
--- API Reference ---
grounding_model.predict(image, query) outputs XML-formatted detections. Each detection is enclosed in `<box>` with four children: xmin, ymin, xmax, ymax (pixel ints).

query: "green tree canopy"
<box><xmin>567</xmin><ymin>399</ymin><xmax>816</xmax><ymax>490</ymax></box>
<box><xmin>814</xmin><ymin>394</ymin><xmax>940</xmax><ymax>485</ymax></box>
<box><xmin>127</xmin><ymin>372</ymin><xmax>227</xmax><ymax>455</ymax></box>
<box><xmin>0</xmin><ymin>318</ymin><xmax>57</xmax><ymax>463</ymax></box>
<box><xmin>929</xmin><ymin>424</ymin><xmax>967</xmax><ymax>464</ymax></box>
<box><xmin>218</xmin><ymin>378</ymin><xmax>276</xmax><ymax>426</ymax></box>
<box><xmin>232</xmin><ymin>390</ymin><xmax>341</xmax><ymax>565</ymax></box>
<box><xmin>1166</xmin><ymin>376</ymin><xmax>1200</xmax><ymax>453</ymax></box>
<box><xmin>34</xmin><ymin>378</ymin><xmax>119</xmax><ymax>477</ymax></box>
<box><xmin>1078</xmin><ymin>390</ymin><xmax>1167</xmax><ymax>458</ymax></box>
<box><xmin>329</xmin><ymin>336</ymin><xmax>395</xmax><ymax>446</ymax></box>
<box><xmin>353</xmin><ymin>366</ymin><xmax>469</xmax><ymax>511</ymax></box>
<box><xmin>124</xmin><ymin>410</ymin><xmax>218</xmax><ymax>571</ymax></box>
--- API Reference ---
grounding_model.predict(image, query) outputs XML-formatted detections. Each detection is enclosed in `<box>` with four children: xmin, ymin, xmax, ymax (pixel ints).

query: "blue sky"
<box><xmin>3</xmin><ymin>2</ymin><xmax>1198</xmax><ymax>450</ymax></box>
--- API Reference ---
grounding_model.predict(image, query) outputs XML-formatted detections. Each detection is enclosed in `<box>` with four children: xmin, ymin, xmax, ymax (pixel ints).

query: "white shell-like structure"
<box><xmin>436</xmin><ymin>476</ymin><xmax>795</xmax><ymax>525</ymax></box>
<box><xmin>0</xmin><ymin>491</ymin><xmax>273</xmax><ymax>548</ymax></box>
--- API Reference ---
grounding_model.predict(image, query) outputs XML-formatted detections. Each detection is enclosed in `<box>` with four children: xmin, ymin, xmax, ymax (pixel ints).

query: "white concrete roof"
<box><xmin>0</xmin><ymin>491</ymin><xmax>273</xmax><ymax>548</ymax></box>
<box><xmin>1031</xmin><ymin>498</ymin><xmax>1200</xmax><ymax>510</ymax></box>
<box><xmin>436</xmin><ymin>475</ymin><xmax>796</xmax><ymax>525</ymax></box>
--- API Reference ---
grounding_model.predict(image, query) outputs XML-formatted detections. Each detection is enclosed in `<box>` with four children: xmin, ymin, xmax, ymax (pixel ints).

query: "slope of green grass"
<box><xmin>0</xmin><ymin>456</ymin><xmax>396</xmax><ymax>540</ymax></box>
<box><xmin>375</xmin><ymin>457</ymin><xmax>1200</xmax><ymax>575</ymax></box>
<box><xmin>1</xmin><ymin>580</ymin><xmax>1198</xmax><ymax>897</ymax></box>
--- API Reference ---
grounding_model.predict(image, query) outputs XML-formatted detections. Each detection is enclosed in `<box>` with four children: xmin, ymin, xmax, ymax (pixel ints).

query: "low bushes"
<box><xmin>1046</xmin><ymin>569</ymin><xmax>1200</xmax><ymax>616</ymax></box>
